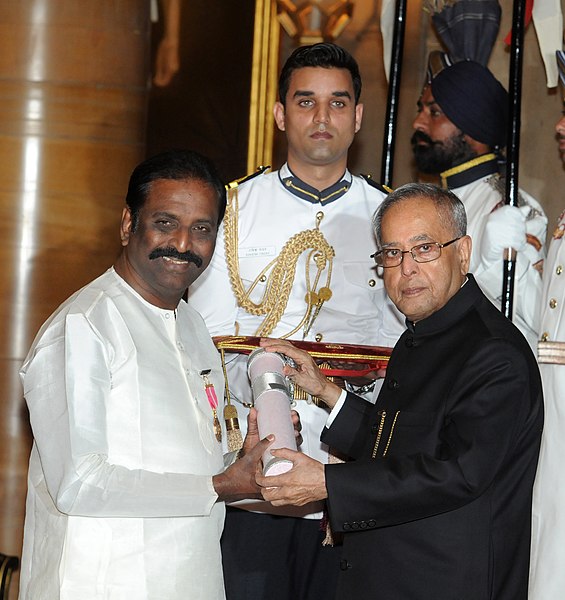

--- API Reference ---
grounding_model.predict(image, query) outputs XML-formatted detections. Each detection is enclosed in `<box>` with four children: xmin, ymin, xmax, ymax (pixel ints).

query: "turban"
<box><xmin>431</xmin><ymin>60</ymin><xmax>508</xmax><ymax>148</ymax></box>
<box><xmin>557</xmin><ymin>51</ymin><xmax>565</xmax><ymax>88</ymax></box>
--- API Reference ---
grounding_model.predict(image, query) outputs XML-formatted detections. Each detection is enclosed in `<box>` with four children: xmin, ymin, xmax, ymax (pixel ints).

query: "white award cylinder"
<box><xmin>247</xmin><ymin>348</ymin><xmax>298</xmax><ymax>476</ymax></box>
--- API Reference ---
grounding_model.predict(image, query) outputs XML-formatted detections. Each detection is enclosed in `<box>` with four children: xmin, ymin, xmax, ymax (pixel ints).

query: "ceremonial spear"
<box><xmin>380</xmin><ymin>0</ymin><xmax>407</xmax><ymax>188</ymax></box>
<box><xmin>502</xmin><ymin>0</ymin><xmax>527</xmax><ymax>319</ymax></box>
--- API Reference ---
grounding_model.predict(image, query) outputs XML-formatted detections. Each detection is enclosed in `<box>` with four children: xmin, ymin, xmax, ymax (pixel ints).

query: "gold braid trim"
<box><xmin>224</xmin><ymin>186</ymin><xmax>335</xmax><ymax>338</ymax></box>
<box><xmin>439</xmin><ymin>153</ymin><xmax>497</xmax><ymax>188</ymax></box>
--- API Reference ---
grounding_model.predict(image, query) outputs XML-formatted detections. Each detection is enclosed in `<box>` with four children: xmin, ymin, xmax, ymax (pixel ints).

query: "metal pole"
<box><xmin>380</xmin><ymin>0</ymin><xmax>407</xmax><ymax>188</ymax></box>
<box><xmin>502</xmin><ymin>0</ymin><xmax>526</xmax><ymax>319</ymax></box>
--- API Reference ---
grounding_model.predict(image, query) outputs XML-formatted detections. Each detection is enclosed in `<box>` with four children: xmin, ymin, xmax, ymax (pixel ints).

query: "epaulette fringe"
<box><xmin>360</xmin><ymin>173</ymin><xmax>393</xmax><ymax>194</ymax></box>
<box><xmin>225</xmin><ymin>165</ymin><xmax>270</xmax><ymax>191</ymax></box>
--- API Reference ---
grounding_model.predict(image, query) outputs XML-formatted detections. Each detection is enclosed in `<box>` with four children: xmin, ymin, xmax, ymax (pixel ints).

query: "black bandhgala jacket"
<box><xmin>323</xmin><ymin>275</ymin><xmax>543</xmax><ymax>600</ymax></box>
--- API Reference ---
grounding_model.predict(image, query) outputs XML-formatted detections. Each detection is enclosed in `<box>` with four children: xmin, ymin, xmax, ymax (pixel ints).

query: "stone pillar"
<box><xmin>0</xmin><ymin>0</ymin><xmax>150</xmax><ymax>584</ymax></box>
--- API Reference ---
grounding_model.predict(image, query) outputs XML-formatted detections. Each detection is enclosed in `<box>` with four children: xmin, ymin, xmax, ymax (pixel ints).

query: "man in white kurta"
<box><xmin>18</xmin><ymin>150</ymin><xmax>270</xmax><ymax>600</ymax></box>
<box><xmin>20</xmin><ymin>268</ymin><xmax>226</xmax><ymax>599</ymax></box>
<box><xmin>529</xmin><ymin>76</ymin><xmax>565</xmax><ymax>599</ymax></box>
<box><xmin>412</xmin><ymin>59</ymin><xmax>546</xmax><ymax>349</ymax></box>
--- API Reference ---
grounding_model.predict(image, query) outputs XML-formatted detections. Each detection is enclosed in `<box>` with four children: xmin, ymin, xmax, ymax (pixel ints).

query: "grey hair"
<box><xmin>372</xmin><ymin>183</ymin><xmax>467</xmax><ymax>247</ymax></box>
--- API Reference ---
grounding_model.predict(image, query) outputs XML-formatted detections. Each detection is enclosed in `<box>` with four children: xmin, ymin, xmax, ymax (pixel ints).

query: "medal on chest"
<box><xmin>200</xmin><ymin>370</ymin><xmax>222</xmax><ymax>443</ymax></box>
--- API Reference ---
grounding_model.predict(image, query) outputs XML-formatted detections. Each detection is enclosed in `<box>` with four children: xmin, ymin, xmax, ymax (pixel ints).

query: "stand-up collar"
<box><xmin>440</xmin><ymin>153</ymin><xmax>499</xmax><ymax>189</ymax></box>
<box><xmin>278</xmin><ymin>163</ymin><xmax>352</xmax><ymax>205</ymax></box>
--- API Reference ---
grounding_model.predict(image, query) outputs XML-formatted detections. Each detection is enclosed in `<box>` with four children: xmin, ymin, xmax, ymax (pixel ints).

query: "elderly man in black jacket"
<box><xmin>260</xmin><ymin>182</ymin><xmax>543</xmax><ymax>600</ymax></box>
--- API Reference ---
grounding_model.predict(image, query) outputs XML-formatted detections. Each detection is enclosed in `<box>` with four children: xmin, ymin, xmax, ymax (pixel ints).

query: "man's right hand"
<box><xmin>212</xmin><ymin>410</ymin><xmax>274</xmax><ymax>503</ymax></box>
<box><xmin>259</xmin><ymin>338</ymin><xmax>343</xmax><ymax>408</ymax></box>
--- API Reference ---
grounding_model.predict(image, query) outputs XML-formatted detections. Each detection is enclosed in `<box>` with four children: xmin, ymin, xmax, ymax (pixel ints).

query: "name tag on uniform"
<box><xmin>239</xmin><ymin>246</ymin><xmax>276</xmax><ymax>258</ymax></box>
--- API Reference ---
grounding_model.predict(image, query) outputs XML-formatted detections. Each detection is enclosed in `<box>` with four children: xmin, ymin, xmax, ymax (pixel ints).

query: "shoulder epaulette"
<box><xmin>360</xmin><ymin>173</ymin><xmax>393</xmax><ymax>194</ymax></box>
<box><xmin>225</xmin><ymin>165</ymin><xmax>270</xmax><ymax>191</ymax></box>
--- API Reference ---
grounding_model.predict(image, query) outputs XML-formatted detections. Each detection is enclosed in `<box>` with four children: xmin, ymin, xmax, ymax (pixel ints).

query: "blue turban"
<box><xmin>431</xmin><ymin>60</ymin><xmax>508</xmax><ymax>148</ymax></box>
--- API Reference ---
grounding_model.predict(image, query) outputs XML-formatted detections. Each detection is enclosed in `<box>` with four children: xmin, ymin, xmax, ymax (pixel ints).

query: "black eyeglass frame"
<box><xmin>371</xmin><ymin>237</ymin><xmax>462</xmax><ymax>268</ymax></box>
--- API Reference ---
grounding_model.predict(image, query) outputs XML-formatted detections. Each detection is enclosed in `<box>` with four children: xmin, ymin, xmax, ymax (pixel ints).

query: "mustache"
<box><xmin>149</xmin><ymin>247</ymin><xmax>203</xmax><ymax>268</ymax></box>
<box><xmin>411</xmin><ymin>130</ymin><xmax>437</xmax><ymax>147</ymax></box>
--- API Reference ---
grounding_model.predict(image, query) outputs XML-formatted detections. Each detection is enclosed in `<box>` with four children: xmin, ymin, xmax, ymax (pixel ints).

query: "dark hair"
<box><xmin>373</xmin><ymin>183</ymin><xmax>467</xmax><ymax>247</ymax></box>
<box><xmin>125</xmin><ymin>149</ymin><xmax>227</xmax><ymax>231</ymax></box>
<box><xmin>278</xmin><ymin>42</ymin><xmax>362</xmax><ymax>106</ymax></box>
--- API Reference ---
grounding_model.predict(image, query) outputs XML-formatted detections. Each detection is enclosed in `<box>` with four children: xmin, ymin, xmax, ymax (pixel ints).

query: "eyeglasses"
<box><xmin>371</xmin><ymin>237</ymin><xmax>462</xmax><ymax>268</ymax></box>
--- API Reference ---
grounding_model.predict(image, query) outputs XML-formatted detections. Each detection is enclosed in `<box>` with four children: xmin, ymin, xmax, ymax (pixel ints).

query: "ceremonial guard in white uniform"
<box><xmin>529</xmin><ymin>52</ymin><xmax>565</xmax><ymax>599</ymax></box>
<box><xmin>530</xmin><ymin>209</ymin><xmax>565</xmax><ymax>599</ymax></box>
<box><xmin>189</xmin><ymin>42</ymin><xmax>405</xmax><ymax>600</ymax></box>
<box><xmin>190</xmin><ymin>164</ymin><xmax>402</xmax><ymax>466</ymax></box>
<box><xmin>412</xmin><ymin>59</ymin><xmax>547</xmax><ymax>349</ymax></box>
<box><xmin>438</xmin><ymin>155</ymin><xmax>546</xmax><ymax>348</ymax></box>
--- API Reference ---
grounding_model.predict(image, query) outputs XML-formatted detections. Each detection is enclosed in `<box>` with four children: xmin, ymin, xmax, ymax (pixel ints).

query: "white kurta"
<box><xmin>188</xmin><ymin>165</ymin><xmax>405</xmax><ymax>519</ymax></box>
<box><xmin>451</xmin><ymin>176</ymin><xmax>547</xmax><ymax>349</ymax></box>
<box><xmin>529</xmin><ymin>209</ymin><xmax>565</xmax><ymax>599</ymax></box>
<box><xmin>19</xmin><ymin>268</ymin><xmax>227</xmax><ymax>600</ymax></box>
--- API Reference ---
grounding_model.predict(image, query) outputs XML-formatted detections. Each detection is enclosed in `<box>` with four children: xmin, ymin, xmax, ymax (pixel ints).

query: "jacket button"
<box><xmin>340</xmin><ymin>559</ymin><xmax>352</xmax><ymax>571</ymax></box>
<box><xmin>371</xmin><ymin>423</ymin><xmax>378</xmax><ymax>433</ymax></box>
<box><xmin>387</xmin><ymin>378</ymin><xmax>399</xmax><ymax>390</ymax></box>
<box><xmin>343</xmin><ymin>522</ymin><xmax>351</xmax><ymax>531</ymax></box>
<box><xmin>405</xmin><ymin>337</ymin><xmax>414</xmax><ymax>347</ymax></box>
<box><xmin>360</xmin><ymin>521</ymin><xmax>368</xmax><ymax>529</ymax></box>
<box><xmin>556</xmin><ymin>265</ymin><xmax>563</xmax><ymax>275</ymax></box>
<box><xmin>368</xmin><ymin>520</ymin><xmax>376</xmax><ymax>528</ymax></box>
<box><xmin>550</xmin><ymin>298</ymin><xmax>558</xmax><ymax>309</ymax></box>
<box><xmin>351</xmin><ymin>522</ymin><xmax>359</xmax><ymax>530</ymax></box>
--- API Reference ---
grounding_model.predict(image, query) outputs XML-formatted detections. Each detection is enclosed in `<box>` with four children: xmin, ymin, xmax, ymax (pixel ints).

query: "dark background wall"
<box><xmin>146</xmin><ymin>0</ymin><xmax>255</xmax><ymax>183</ymax></box>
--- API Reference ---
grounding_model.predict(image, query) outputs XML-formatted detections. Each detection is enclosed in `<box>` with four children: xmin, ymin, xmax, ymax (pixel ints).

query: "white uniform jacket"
<box><xmin>188</xmin><ymin>164</ymin><xmax>405</xmax><ymax>519</ymax></box>
<box><xmin>19</xmin><ymin>268</ymin><xmax>227</xmax><ymax>600</ymax></box>
<box><xmin>529</xmin><ymin>209</ymin><xmax>565</xmax><ymax>600</ymax></box>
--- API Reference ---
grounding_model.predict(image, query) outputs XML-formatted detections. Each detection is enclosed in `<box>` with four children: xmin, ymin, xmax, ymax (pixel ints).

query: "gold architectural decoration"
<box><xmin>247</xmin><ymin>0</ymin><xmax>280</xmax><ymax>172</ymax></box>
<box><xmin>276</xmin><ymin>0</ymin><xmax>353</xmax><ymax>44</ymax></box>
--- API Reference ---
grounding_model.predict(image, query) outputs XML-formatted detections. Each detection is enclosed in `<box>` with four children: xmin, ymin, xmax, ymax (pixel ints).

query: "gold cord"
<box><xmin>224</xmin><ymin>186</ymin><xmax>335</xmax><ymax>338</ymax></box>
<box><xmin>219</xmin><ymin>348</ymin><xmax>243</xmax><ymax>452</ymax></box>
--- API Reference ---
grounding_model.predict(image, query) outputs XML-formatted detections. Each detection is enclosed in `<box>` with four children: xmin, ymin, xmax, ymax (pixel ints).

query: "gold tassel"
<box><xmin>224</xmin><ymin>402</ymin><xmax>243</xmax><ymax>452</ymax></box>
<box><xmin>220</xmin><ymin>349</ymin><xmax>243</xmax><ymax>452</ymax></box>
